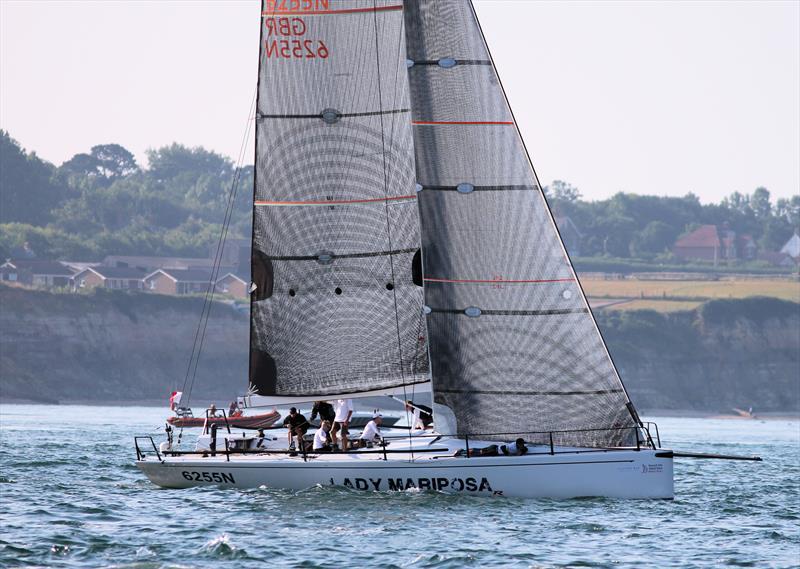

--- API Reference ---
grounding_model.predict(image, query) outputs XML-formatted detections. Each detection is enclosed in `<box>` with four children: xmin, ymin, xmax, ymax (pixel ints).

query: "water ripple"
<box><xmin>0</xmin><ymin>406</ymin><xmax>798</xmax><ymax>568</ymax></box>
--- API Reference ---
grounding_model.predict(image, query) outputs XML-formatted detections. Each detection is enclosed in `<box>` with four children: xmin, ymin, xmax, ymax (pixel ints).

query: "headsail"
<box><xmin>249</xmin><ymin>0</ymin><xmax>429</xmax><ymax>400</ymax></box>
<box><xmin>403</xmin><ymin>0</ymin><xmax>639</xmax><ymax>446</ymax></box>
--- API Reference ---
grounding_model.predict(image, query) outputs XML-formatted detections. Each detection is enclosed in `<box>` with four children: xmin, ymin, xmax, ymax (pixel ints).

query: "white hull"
<box><xmin>136</xmin><ymin>447</ymin><xmax>674</xmax><ymax>499</ymax></box>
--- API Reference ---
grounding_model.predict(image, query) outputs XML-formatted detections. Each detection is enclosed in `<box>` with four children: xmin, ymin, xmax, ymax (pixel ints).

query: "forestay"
<box><xmin>403</xmin><ymin>0</ymin><xmax>638</xmax><ymax>446</ymax></box>
<box><xmin>249</xmin><ymin>0</ymin><xmax>429</xmax><ymax>399</ymax></box>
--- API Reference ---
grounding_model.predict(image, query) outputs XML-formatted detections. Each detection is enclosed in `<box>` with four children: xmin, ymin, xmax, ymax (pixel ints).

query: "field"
<box><xmin>582</xmin><ymin>276</ymin><xmax>799</xmax><ymax>313</ymax></box>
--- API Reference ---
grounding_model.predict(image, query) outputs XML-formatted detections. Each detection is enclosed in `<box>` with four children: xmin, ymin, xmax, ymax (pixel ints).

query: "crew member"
<box><xmin>356</xmin><ymin>413</ymin><xmax>383</xmax><ymax>448</ymax></box>
<box><xmin>500</xmin><ymin>438</ymin><xmax>529</xmax><ymax>456</ymax></box>
<box><xmin>313</xmin><ymin>420</ymin><xmax>333</xmax><ymax>452</ymax></box>
<box><xmin>331</xmin><ymin>398</ymin><xmax>353</xmax><ymax>451</ymax></box>
<box><xmin>310</xmin><ymin>400</ymin><xmax>335</xmax><ymax>424</ymax></box>
<box><xmin>282</xmin><ymin>407</ymin><xmax>309</xmax><ymax>452</ymax></box>
<box><xmin>405</xmin><ymin>400</ymin><xmax>433</xmax><ymax>430</ymax></box>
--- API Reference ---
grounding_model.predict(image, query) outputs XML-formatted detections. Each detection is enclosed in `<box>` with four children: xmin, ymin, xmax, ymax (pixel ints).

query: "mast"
<box><xmin>403</xmin><ymin>0</ymin><xmax>639</xmax><ymax>446</ymax></box>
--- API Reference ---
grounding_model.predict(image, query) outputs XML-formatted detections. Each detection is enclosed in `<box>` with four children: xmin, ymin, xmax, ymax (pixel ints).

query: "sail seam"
<box><xmin>262</xmin><ymin>5</ymin><xmax>403</xmax><ymax>16</ymax></box>
<box><xmin>424</xmin><ymin>277</ymin><xmax>574</xmax><ymax>284</ymax></box>
<box><xmin>419</xmin><ymin>184</ymin><xmax>538</xmax><ymax>192</ymax></box>
<box><xmin>255</xmin><ymin>195</ymin><xmax>416</xmax><ymax>206</ymax></box>
<box><xmin>429</xmin><ymin>308</ymin><xmax>589</xmax><ymax>316</ymax></box>
<box><xmin>436</xmin><ymin>389</ymin><xmax>625</xmax><ymax>396</ymax></box>
<box><xmin>257</xmin><ymin>108</ymin><xmax>410</xmax><ymax>120</ymax></box>
<box><xmin>412</xmin><ymin>120</ymin><xmax>513</xmax><ymax>125</ymax></box>
<box><xmin>267</xmin><ymin>248</ymin><xmax>418</xmax><ymax>261</ymax></box>
<box><xmin>410</xmin><ymin>60</ymin><xmax>492</xmax><ymax>66</ymax></box>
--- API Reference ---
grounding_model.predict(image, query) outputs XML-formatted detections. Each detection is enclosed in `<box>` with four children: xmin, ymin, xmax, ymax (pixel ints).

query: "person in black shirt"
<box><xmin>310</xmin><ymin>400</ymin><xmax>335</xmax><ymax>424</ymax></box>
<box><xmin>282</xmin><ymin>407</ymin><xmax>309</xmax><ymax>451</ymax></box>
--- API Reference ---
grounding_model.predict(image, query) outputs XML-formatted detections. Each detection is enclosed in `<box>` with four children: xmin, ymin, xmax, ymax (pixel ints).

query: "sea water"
<box><xmin>0</xmin><ymin>405</ymin><xmax>798</xmax><ymax>568</ymax></box>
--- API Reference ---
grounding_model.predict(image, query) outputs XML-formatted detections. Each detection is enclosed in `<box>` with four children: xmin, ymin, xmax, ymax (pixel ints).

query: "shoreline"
<box><xmin>1</xmin><ymin>399</ymin><xmax>797</xmax><ymax>420</ymax></box>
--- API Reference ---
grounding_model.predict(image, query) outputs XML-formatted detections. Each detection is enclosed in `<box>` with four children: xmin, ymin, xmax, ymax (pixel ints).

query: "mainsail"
<box><xmin>403</xmin><ymin>0</ymin><xmax>639</xmax><ymax>446</ymax></box>
<box><xmin>249</xmin><ymin>0</ymin><xmax>429</xmax><ymax>399</ymax></box>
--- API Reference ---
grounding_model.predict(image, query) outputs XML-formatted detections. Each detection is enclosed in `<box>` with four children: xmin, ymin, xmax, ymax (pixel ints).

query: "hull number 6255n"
<box><xmin>181</xmin><ymin>471</ymin><xmax>235</xmax><ymax>484</ymax></box>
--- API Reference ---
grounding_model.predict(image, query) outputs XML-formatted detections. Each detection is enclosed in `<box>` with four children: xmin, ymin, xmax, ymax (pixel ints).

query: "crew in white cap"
<box><xmin>357</xmin><ymin>413</ymin><xmax>383</xmax><ymax>448</ymax></box>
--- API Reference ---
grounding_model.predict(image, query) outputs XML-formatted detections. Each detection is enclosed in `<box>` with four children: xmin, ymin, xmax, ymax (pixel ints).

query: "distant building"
<box><xmin>143</xmin><ymin>268</ymin><xmax>214</xmax><ymax>295</ymax></box>
<box><xmin>672</xmin><ymin>225</ymin><xmax>721</xmax><ymax>262</ymax></box>
<box><xmin>780</xmin><ymin>232</ymin><xmax>800</xmax><ymax>263</ymax></box>
<box><xmin>103</xmin><ymin>255</ymin><xmax>233</xmax><ymax>273</ymax></box>
<box><xmin>672</xmin><ymin>224</ymin><xmax>757</xmax><ymax>263</ymax></box>
<box><xmin>215</xmin><ymin>273</ymin><xmax>249</xmax><ymax>298</ymax></box>
<box><xmin>554</xmin><ymin>216</ymin><xmax>582</xmax><ymax>257</ymax></box>
<box><xmin>0</xmin><ymin>259</ymin><xmax>75</xmax><ymax>288</ymax></box>
<box><xmin>71</xmin><ymin>266</ymin><xmax>148</xmax><ymax>291</ymax></box>
<box><xmin>757</xmin><ymin>250</ymin><xmax>793</xmax><ymax>267</ymax></box>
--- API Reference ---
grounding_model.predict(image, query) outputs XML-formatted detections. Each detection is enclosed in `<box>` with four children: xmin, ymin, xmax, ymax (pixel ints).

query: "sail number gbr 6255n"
<box><xmin>264</xmin><ymin>17</ymin><xmax>329</xmax><ymax>60</ymax></box>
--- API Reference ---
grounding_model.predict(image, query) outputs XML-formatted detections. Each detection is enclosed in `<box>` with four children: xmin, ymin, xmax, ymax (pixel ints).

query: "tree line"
<box><xmin>1</xmin><ymin>129</ymin><xmax>797</xmax><ymax>263</ymax></box>
<box><xmin>0</xmin><ymin>130</ymin><xmax>252</xmax><ymax>260</ymax></box>
<box><xmin>544</xmin><ymin>180</ymin><xmax>799</xmax><ymax>261</ymax></box>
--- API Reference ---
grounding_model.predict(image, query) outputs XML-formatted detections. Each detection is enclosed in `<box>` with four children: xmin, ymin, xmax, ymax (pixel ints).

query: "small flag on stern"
<box><xmin>169</xmin><ymin>391</ymin><xmax>183</xmax><ymax>410</ymax></box>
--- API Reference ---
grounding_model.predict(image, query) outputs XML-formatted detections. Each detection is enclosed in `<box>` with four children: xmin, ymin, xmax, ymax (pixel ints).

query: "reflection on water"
<box><xmin>0</xmin><ymin>405</ymin><xmax>798</xmax><ymax>568</ymax></box>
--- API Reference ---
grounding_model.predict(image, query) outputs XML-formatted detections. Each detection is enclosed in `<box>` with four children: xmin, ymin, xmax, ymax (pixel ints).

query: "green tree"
<box><xmin>0</xmin><ymin>130</ymin><xmax>63</xmax><ymax>225</ymax></box>
<box><xmin>630</xmin><ymin>220</ymin><xmax>678</xmax><ymax>257</ymax></box>
<box><xmin>750</xmin><ymin>187</ymin><xmax>772</xmax><ymax>220</ymax></box>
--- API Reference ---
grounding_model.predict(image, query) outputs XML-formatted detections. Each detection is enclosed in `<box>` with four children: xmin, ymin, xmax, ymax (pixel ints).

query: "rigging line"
<box><xmin>184</xmin><ymin>101</ymin><xmax>253</xmax><ymax>401</ymax></box>
<box><xmin>187</xmin><ymin>109</ymin><xmax>254</xmax><ymax>402</ymax></box>
<box><xmin>372</xmin><ymin>0</ymin><xmax>412</xmax><ymax>458</ymax></box>
<box><xmin>181</xmin><ymin>90</ymin><xmax>255</xmax><ymax>399</ymax></box>
<box><xmin>386</xmin><ymin>2</ymin><xmax>419</xmax><ymax>455</ymax></box>
<box><xmin>183</xmin><ymin>89</ymin><xmax>257</xmax><ymax>406</ymax></box>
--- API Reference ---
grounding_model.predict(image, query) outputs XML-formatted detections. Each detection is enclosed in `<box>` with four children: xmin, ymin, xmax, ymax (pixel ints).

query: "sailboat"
<box><xmin>136</xmin><ymin>0</ymin><xmax>675</xmax><ymax>499</ymax></box>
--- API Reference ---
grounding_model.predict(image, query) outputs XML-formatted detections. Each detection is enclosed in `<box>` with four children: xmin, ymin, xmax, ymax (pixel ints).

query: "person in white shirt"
<box><xmin>331</xmin><ymin>398</ymin><xmax>353</xmax><ymax>451</ymax></box>
<box><xmin>356</xmin><ymin>414</ymin><xmax>383</xmax><ymax>448</ymax></box>
<box><xmin>313</xmin><ymin>420</ymin><xmax>333</xmax><ymax>452</ymax></box>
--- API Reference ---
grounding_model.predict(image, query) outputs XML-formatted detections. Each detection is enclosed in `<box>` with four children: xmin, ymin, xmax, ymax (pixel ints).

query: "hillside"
<box><xmin>0</xmin><ymin>285</ymin><xmax>245</xmax><ymax>404</ymax></box>
<box><xmin>1</xmin><ymin>286</ymin><xmax>798</xmax><ymax>412</ymax></box>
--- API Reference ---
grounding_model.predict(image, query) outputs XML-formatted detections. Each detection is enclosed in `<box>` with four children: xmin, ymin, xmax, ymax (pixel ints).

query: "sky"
<box><xmin>1</xmin><ymin>0</ymin><xmax>798</xmax><ymax>203</ymax></box>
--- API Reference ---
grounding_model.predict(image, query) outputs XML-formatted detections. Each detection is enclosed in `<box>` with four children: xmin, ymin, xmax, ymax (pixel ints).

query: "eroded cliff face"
<box><xmin>599</xmin><ymin>298</ymin><xmax>800</xmax><ymax>412</ymax></box>
<box><xmin>1</xmin><ymin>287</ymin><xmax>798</xmax><ymax>410</ymax></box>
<box><xmin>0</xmin><ymin>286</ymin><xmax>247</xmax><ymax>403</ymax></box>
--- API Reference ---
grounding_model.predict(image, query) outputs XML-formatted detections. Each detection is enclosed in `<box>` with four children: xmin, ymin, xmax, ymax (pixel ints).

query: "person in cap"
<box><xmin>313</xmin><ymin>420</ymin><xmax>333</xmax><ymax>452</ymax></box>
<box><xmin>356</xmin><ymin>413</ymin><xmax>383</xmax><ymax>448</ymax></box>
<box><xmin>282</xmin><ymin>407</ymin><xmax>309</xmax><ymax>452</ymax></box>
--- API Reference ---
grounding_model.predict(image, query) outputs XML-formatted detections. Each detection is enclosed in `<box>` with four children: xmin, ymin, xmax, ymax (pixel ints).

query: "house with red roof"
<box><xmin>672</xmin><ymin>225</ymin><xmax>722</xmax><ymax>262</ymax></box>
<box><xmin>143</xmin><ymin>268</ymin><xmax>214</xmax><ymax>295</ymax></box>
<box><xmin>70</xmin><ymin>266</ymin><xmax>148</xmax><ymax>291</ymax></box>
<box><xmin>673</xmin><ymin>225</ymin><xmax>758</xmax><ymax>263</ymax></box>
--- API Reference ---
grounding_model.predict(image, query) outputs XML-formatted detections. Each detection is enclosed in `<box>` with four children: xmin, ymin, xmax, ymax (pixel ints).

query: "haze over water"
<box><xmin>0</xmin><ymin>405</ymin><xmax>797</xmax><ymax>568</ymax></box>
